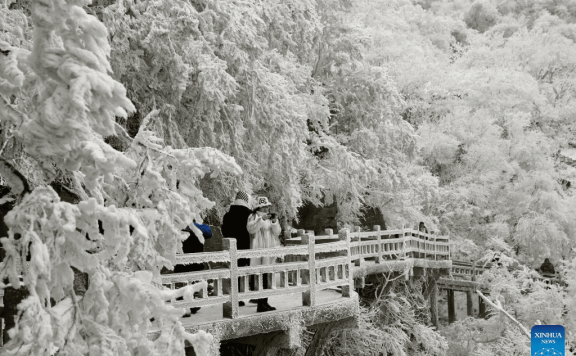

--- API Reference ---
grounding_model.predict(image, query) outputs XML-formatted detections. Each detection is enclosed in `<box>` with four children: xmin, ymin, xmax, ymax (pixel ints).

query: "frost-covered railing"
<box><xmin>160</xmin><ymin>232</ymin><xmax>354</xmax><ymax>319</ymax></box>
<box><xmin>286</xmin><ymin>226</ymin><xmax>451</xmax><ymax>264</ymax></box>
<box><xmin>449</xmin><ymin>260</ymin><xmax>562</xmax><ymax>284</ymax></box>
<box><xmin>346</xmin><ymin>226</ymin><xmax>450</xmax><ymax>265</ymax></box>
<box><xmin>159</xmin><ymin>226</ymin><xmax>453</xmax><ymax>320</ymax></box>
<box><xmin>450</xmin><ymin>261</ymin><xmax>492</xmax><ymax>280</ymax></box>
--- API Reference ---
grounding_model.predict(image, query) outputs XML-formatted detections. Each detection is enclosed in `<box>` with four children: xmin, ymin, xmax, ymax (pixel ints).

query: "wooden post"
<box><xmin>478</xmin><ymin>295</ymin><xmax>486</xmax><ymax>318</ymax></box>
<box><xmin>429</xmin><ymin>281</ymin><xmax>439</xmax><ymax>328</ymax></box>
<box><xmin>222</xmin><ymin>238</ymin><xmax>239</xmax><ymax>319</ymax></box>
<box><xmin>447</xmin><ymin>289</ymin><xmax>456</xmax><ymax>324</ymax></box>
<box><xmin>339</xmin><ymin>229</ymin><xmax>353</xmax><ymax>298</ymax></box>
<box><xmin>466</xmin><ymin>291</ymin><xmax>473</xmax><ymax>317</ymax></box>
<box><xmin>302</xmin><ymin>234</ymin><xmax>316</xmax><ymax>307</ymax></box>
<box><xmin>373</xmin><ymin>225</ymin><xmax>382</xmax><ymax>263</ymax></box>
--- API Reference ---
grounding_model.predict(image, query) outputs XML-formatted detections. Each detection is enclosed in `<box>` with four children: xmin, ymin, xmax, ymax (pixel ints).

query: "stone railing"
<box><xmin>161</xmin><ymin>232</ymin><xmax>353</xmax><ymax>319</ymax></box>
<box><xmin>450</xmin><ymin>261</ymin><xmax>492</xmax><ymax>281</ymax></box>
<box><xmin>286</xmin><ymin>227</ymin><xmax>450</xmax><ymax>263</ymax></box>
<box><xmin>160</xmin><ymin>227</ymin><xmax>451</xmax><ymax>320</ymax></box>
<box><xmin>348</xmin><ymin>227</ymin><xmax>450</xmax><ymax>264</ymax></box>
<box><xmin>446</xmin><ymin>260</ymin><xmax>563</xmax><ymax>285</ymax></box>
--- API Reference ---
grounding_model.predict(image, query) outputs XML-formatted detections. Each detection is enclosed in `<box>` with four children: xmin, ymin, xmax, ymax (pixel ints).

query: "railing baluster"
<box><xmin>213</xmin><ymin>278</ymin><xmax>222</xmax><ymax>297</ymax></box>
<box><xmin>243</xmin><ymin>275</ymin><xmax>249</xmax><ymax>293</ymax></box>
<box><xmin>374</xmin><ymin>225</ymin><xmax>382</xmax><ymax>263</ymax></box>
<box><xmin>222</xmin><ymin>238</ymin><xmax>238</xmax><ymax>319</ymax></box>
<box><xmin>254</xmin><ymin>273</ymin><xmax>263</xmax><ymax>291</ymax></box>
<box><xmin>280</xmin><ymin>270</ymin><xmax>288</xmax><ymax>289</ymax></box>
<box><xmin>302</xmin><ymin>234</ymin><xmax>316</xmax><ymax>307</ymax></box>
<box><xmin>238</xmin><ymin>276</ymin><xmax>245</xmax><ymax>293</ymax></box>
<box><xmin>196</xmin><ymin>281</ymin><xmax>206</xmax><ymax>299</ymax></box>
<box><xmin>268</xmin><ymin>272</ymin><xmax>276</xmax><ymax>290</ymax></box>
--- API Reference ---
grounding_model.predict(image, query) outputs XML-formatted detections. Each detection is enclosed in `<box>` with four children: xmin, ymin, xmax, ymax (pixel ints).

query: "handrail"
<box><xmin>160</xmin><ymin>226</ymin><xmax>452</xmax><ymax>320</ymax></box>
<box><xmin>447</xmin><ymin>261</ymin><xmax>563</xmax><ymax>286</ymax></box>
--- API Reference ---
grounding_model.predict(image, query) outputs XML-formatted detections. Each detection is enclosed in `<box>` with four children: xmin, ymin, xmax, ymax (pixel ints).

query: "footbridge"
<box><xmin>149</xmin><ymin>227</ymin><xmax>453</xmax><ymax>355</ymax></box>
<box><xmin>437</xmin><ymin>260</ymin><xmax>562</xmax><ymax>324</ymax></box>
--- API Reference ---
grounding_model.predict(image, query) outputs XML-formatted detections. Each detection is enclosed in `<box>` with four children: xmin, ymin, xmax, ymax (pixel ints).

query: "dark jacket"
<box><xmin>540</xmin><ymin>259</ymin><xmax>555</xmax><ymax>274</ymax></box>
<box><xmin>174</xmin><ymin>223</ymin><xmax>211</xmax><ymax>273</ymax></box>
<box><xmin>221</xmin><ymin>205</ymin><xmax>252</xmax><ymax>250</ymax></box>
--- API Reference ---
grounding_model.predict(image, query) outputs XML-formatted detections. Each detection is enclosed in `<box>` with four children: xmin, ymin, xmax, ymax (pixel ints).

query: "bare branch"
<box><xmin>476</xmin><ymin>290</ymin><xmax>531</xmax><ymax>340</ymax></box>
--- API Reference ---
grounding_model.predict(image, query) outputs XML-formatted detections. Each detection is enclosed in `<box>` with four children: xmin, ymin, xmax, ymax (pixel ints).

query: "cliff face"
<box><xmin>292</xmin><ymin>202</ymin><xmax>339</xmax><ymax>235</ymax></box>
<box><xmin>292</xmin><ymin>202</ymin><xmax>387</xmax><ymax>235</ymax></box>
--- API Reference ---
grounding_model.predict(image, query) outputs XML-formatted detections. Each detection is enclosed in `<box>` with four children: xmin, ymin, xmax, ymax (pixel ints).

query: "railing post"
<box><xmin>423</xmin><ymin>231</ymin><xmax>427</xmax><ymax>260</ymax></box>
<box><xmin>222</xmin><ymin>238</ymin><xmax>238</xmax><ymax>319</ymax></box>
<box><xmin>432</xmin><ymin>233</ymin><xmax>437</xmax><ymax>261</ymax></box>
<box><xmin>402</xmin><ymin>228</ymin><xmax>407</xmax><ymax>259</ymax></box>
<box><xmin>374</xmin><ymin>225</ymin><xmax>381</xmax><ymax>264</ymax></box>
<box><xmin>339</xmin><ymin>229</ymin><xmax>353</xmax><ymax>297</ymax></box>
<box><xmin>302</xmin><ymin>234</ymin><xmax>316</xmax><ymax>307</ymax></box>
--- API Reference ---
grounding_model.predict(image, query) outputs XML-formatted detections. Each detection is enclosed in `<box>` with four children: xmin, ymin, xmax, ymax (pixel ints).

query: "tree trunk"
<box><xmin>447</xmin><ymin>289</ymin><xmax>456</xmax><ymax>324</ymax></box>
<box><xmin>466</xmin><ymin>291</ymin><xmax>474</xmax><ymax>317</ymax></box>
<box><xmin>429</xmin><ymin>282</ymin><xmax>439</xmax><ymax>327</ymax></box>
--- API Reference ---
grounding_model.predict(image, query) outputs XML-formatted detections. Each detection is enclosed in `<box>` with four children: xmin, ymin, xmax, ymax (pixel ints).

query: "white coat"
<box><xmin>247</xmin><ymin>212</ymin><xmax>282</xmax><ymax>266</ymax></box>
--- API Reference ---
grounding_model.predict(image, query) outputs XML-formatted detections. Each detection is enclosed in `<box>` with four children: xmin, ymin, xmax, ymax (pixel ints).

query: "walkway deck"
<box><xmin>149</xmin><ymin>288</ymin><xmax>355</xmax><ymax>342</ymax></box>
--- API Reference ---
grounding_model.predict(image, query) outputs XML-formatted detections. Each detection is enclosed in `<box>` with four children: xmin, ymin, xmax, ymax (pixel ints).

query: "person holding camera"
<box><xmin>247</xmin><ymin>196</ymin><xmax>282</xmax><ymax>312</ymax></box>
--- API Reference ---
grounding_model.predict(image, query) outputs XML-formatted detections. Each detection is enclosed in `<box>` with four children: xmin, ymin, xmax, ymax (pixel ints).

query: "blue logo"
<box><xmin>532</xmin><ymin>325</ymin><xmax>565</xmax><ymax>355</ymax></box>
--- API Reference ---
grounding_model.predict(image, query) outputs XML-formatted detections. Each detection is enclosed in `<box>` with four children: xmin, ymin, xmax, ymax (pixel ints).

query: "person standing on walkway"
<box><xmin>247</xmin><ymin>196</ymin><xmax>282</xmax><ymax>312</ymax></box>
<box><xmin>221</xmin><ymin>190</ymin><xmax>252</xmax><ymax>307</ymax></box>
<box><xmin>175</xmin><ymin>221</ymin><xmax>212</xmax><ymax>316</ymax></box>
<box><xmin>539</xmin><ymin>258</ymin><xmax>555</xmax><ymax>274</ymax></box>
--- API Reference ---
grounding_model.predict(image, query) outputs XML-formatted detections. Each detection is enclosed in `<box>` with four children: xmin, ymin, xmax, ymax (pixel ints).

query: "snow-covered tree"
<box><xmin>0</xmin><ymin>0</ymin><xmax>245</xmax><ymax>354</ymax></box>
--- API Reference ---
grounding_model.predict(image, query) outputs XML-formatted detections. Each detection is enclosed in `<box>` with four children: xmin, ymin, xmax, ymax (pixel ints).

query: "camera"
<box><xmin>270</xmin><ymin>213</ymin><xmax>277</xmax><ymax>220</ymax></box>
